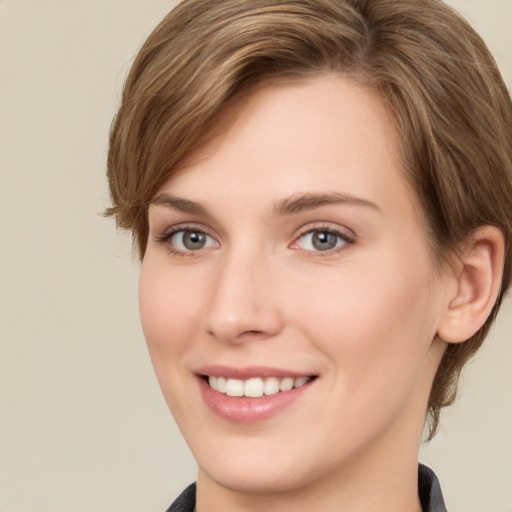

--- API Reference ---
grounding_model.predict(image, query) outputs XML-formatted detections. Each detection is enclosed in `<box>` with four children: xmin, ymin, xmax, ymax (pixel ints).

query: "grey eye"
<box><xmin>183</xmin><ymin>231</ymin><xmax>206</xmax><ymax>250</ymax></box>
<box><xmin>296</xmin><ymin>230</ymin><xmax>347</xmax><ymax>252</ymax></box>
<box><xmin>171</xmin><ymin>230</ymin><xmax>217</xmax><ymax>251</ymax></box>
<box><xmin>311</xmin><ymin>232</ymin><xmax>339</xmax><ymax>251</ymax></box>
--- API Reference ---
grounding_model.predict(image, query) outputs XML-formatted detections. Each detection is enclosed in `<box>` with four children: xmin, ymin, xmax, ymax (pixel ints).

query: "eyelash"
<box><xmin>291</xmin><ymin>225</ymin><xmax>355</xmax><ymax>257</ymax></box>
<box><xmin>154</xmin><ymin>224</ymin><xmax>355</xmax><ymax>257</ymax></box>
<box><xmin>155</xmin><ymin>224</ymin><xmax>218</xmax><ymax>257</ymax></box>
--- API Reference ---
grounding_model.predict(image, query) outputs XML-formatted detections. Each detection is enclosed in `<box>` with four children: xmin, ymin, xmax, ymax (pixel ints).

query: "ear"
<box><xmin>437</xmin><ymin>226</ymin><xmax>505</xmax><ymax>344</ymax></box>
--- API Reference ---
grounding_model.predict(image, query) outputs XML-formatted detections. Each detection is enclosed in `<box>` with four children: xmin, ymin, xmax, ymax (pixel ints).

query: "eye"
<box><xmin>292</xmin><ymin>229</ymin><xmax>352</xmax><ymax>252</ymax></box>
<box><xmin>166</xmin><ymin>229</ymin><xmax>218</xmax><ymax>252</ymax></box>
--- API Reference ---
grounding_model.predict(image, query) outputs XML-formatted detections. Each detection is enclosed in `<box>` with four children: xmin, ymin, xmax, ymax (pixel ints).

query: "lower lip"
<box><xmin>198</xmin><ymin>377</ymin><xmax>314</xmax><ymax>423</ymax></box>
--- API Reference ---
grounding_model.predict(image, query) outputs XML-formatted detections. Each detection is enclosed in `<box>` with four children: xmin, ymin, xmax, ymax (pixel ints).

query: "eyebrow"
<box><xmin>272</xmin><ymin>192</ymin><xmax>380</xmax><ymax>216</ymax></box>
<box><xmin>150</xmin><ymin>191</ymin><xmax>380</xmax><ymax>217</ymax></box>
<box><xmin>151</xmin><ymin>194</ymin><xmax>210</xmax><ymax>216</ymax></box>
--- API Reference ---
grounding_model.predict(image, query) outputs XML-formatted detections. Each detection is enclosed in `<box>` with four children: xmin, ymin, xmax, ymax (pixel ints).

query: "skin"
<box><xmin>139</xmin><ymin>76</ymin><xmax>464</xmax><ymax>512</ymax></box>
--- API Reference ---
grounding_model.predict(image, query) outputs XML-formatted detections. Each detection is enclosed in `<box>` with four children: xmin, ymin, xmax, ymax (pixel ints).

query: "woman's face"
<box><xmin>139</xmin><ymin>76</ymin><xmax>449</xmax><ymax>494</ymax></box>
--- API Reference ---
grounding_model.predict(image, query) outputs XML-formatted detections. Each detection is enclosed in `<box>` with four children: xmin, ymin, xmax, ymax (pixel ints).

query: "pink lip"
<box><xmin>195</xmin><ymin>366</ymin><xmax>317</xmax><ymax>423</ymax></box>
<box><xmin>196</xmin><ymin>364</ymin><xmax>311</xmax><ymax>379</ymax></box>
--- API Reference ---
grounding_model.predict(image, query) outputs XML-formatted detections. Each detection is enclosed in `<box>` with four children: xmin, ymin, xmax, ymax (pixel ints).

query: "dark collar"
<box><xmin>166</xmin><ymin>482</ymin><xmax>196</xmax><ymax>512</ymax></box>
<box><xmin>418</xmin><ymin>464</ymin><xmax>448</xmax><ymax>512</ymax></box>
<box><xmin>166</xmin><ymin>464</ymin><xmax>447</xmax><ymax>512</ymax></box>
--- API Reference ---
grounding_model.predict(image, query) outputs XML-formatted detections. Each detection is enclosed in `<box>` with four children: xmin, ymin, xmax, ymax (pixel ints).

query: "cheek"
<box><xmin>138</xmin><ymin>258</ymin><xmax>209</xmax><ymax>425</ymax></box>
<box><xmin>289</xmin><ymin>247</ymin><xmax>439</xmax><ymax>392</ymax></box>
<box><xmin>138</xmin><ymin>259</ymin><xmax>200</xmax><ymax>370</ymax></box>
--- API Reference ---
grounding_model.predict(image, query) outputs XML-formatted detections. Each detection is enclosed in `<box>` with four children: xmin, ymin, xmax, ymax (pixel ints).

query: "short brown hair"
<box><xmin>107</xmin><ymin>0</ymin><xmax>512</xmax><ymax>437</ymax></box>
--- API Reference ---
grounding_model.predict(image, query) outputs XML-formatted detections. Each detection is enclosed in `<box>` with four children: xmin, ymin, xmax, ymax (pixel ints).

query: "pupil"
<box><xmin>312</xmin><ymin>232</ymin><xmax>337</xmax><ymax>251</ymax></box>
<box><xmin>183</xmin><ymin>231</ymin><xmax>205</xmax><ymax>250</ymax></box>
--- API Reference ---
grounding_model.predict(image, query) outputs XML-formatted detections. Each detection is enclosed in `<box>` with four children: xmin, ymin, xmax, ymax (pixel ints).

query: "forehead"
<box><xmin>158</xmin><ymin>76</ymin><xmax>416</xmax><ymax>214</ymax></box>
<box><xmin>185</xmin><ymin>75</ymin><xmax>400</xmax><ymax>163</ymax></box>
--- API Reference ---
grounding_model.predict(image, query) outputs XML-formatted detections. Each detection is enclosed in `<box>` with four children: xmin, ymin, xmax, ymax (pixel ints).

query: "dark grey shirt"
<box><xmin>166</xmin><ymin>464</ymin><xmax>447</xmax><ymax>512</ymax></box>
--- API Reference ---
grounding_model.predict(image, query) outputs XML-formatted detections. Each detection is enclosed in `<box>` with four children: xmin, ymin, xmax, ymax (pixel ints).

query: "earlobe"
<box><xmin>437</xmin><ymin>226</ymin><xmax>505</xmax><ymax>344</ymax></box>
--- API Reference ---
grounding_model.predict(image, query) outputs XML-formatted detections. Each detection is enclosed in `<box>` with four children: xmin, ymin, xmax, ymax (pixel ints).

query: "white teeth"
<box><xmin>294</xmin><ymin>376</ymin><xmax>309</xmax><ymax>388</ymax></box>
<box><xmin>244</xmin><ymin>378</ymin><xmax>264</xmax><ymax>398</ymax></box>
<box><xmin>208</xmin><ymin>375</ymin><xmax>312</xmax><ymax>396</ymax></box>
<box><xmin>225</xmin><ymin>378</ymin><xmax>244</xmax><ymax>397</ymax></box>
<box><xmin>216</xmin><ymin>376</ymin><xmax>227</xmax><ymax>393</ymax></box>
<box><xmin>279</xmin><ymin>377</ymin><xmax>294</xmax><ymax>391</ymax></box>
<box><xmin>264</xmin><ymin>377</ymin><xmax>280</xmax><ymax>396</ymax></box>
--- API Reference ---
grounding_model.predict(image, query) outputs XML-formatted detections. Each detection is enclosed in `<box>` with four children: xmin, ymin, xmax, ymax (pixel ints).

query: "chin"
<box><xmin>192</xmin><ymin>434</ymin><xmax>334</xmax><ymax>496</ymax></box>
<box><xmin>201</xmin><ymin>459</ymin><xmax>315</xmax><ymax>495</ymax></box>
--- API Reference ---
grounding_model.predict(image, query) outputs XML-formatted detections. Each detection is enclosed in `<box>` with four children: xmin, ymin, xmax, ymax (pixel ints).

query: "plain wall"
<box><xmin>1</xmin><ymin>1</ymin><xmax>511</xmax><ymax>511</ymax></box>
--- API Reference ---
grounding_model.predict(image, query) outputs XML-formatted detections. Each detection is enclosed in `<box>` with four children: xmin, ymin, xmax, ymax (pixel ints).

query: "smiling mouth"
<box><xmin>205</xmin><ymin>375</ymin><xmax>316</xmax><ymax>398</ymax></box>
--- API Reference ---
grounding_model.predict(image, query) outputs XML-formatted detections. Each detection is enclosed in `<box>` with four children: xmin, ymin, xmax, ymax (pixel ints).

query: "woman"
<box><xmin>106</xmin><ymin>1</ymin><xmax>512</xmax><ymax>510</ymax></box>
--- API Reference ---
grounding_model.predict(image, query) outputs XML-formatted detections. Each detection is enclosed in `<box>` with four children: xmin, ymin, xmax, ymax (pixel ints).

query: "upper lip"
<box><xmin>195</xmin><ymin>365</ymin><xmax>315</xmax><ymax>379</ymax></box>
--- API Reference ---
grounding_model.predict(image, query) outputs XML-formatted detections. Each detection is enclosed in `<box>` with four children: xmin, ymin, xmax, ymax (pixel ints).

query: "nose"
<box><xmin>203</xmin><ymin>250</ymin><xmax>284</xmax><ymax>344</ymax></box>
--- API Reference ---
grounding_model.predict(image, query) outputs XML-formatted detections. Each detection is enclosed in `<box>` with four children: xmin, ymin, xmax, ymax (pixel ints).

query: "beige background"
<box><xmin>1</xmin><ymin>1</ymin><xmax>511</xmax><ymax>511</ymax></box>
